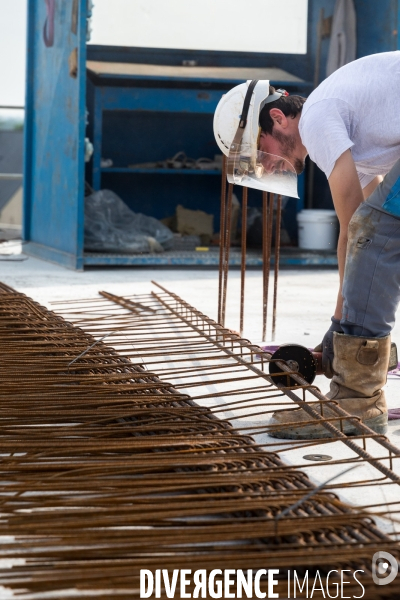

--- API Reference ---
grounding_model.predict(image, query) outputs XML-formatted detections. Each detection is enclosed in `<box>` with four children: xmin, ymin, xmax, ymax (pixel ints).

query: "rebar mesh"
<box><xmin>0</xmin><ymin>281</ymin><xmax>399</xmax><ymax>598</ymax></box>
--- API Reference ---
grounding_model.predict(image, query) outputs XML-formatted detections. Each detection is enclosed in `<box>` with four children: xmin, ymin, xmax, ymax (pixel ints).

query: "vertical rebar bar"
<box><xmin>240</xmin><ymin>187</ymin><xmax>248</xmax><ymax>337</ymax></box>
<box><xmin>221</xmin><ymin>183</ymin><xmax>234</xmax><ymax>327</ymax></box>
<box><xmin>272</xmin><ymin>194</ymin><xmax>282</xmax><ymax>341</ymax></box>
<box><xmin>217</xmin><ymin>156</ymin><xmax>228</xmax><ymax>324</ymax></box>
<box><xmin>262</xmin><ymin>192</ymin><xmax>274</xmax><ymax>340</ymax></box>
<box><xmin>262</xmin><ymin>192</ymin><xmax>268</xmax><ymax>341</ymax></box>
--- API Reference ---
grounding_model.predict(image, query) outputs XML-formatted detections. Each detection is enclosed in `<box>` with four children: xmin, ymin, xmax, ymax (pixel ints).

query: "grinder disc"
<box><xmin>268</xmin><ymin>344</ymin><xmax>317</xmax><ymax>386</ymax></box>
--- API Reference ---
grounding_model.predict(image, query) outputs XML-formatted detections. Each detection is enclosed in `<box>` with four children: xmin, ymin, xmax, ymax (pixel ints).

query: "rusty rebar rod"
<box><xmin>221</xmin><ymin>183</ymin><xmax>234</xmax><ymax>327</ymax></box>
<box><xmin>217</xmin><ymin>156</ymin><xmax>228</xmax><ymax>323</ymax></box>
<box><xmin>272</xmin><ymin>194</ymin><xmax>282</xmax><ymax>341</ymax></box>
<box><xmin>262</xmin><ymin>192</ymin><xmax>274</xmax><ymax>340</ymax></box>
<box><xmin>240</xmin><ymin>186</ymin><xmax>248</xmax><ymax>336</ymax></box>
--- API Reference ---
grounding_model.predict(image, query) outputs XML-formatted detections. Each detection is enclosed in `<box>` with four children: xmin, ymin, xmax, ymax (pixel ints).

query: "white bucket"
<box><xmin>296</xmin><ymin>209</ymin><xmax>338</xmax><ymax>250</ymax></box>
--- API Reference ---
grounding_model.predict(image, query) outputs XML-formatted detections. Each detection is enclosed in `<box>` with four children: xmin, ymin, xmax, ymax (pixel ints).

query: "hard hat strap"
<box><xmin>229</xmin><ymin>80</ymin><xmax>259</xmax><ymax>153</ymax></box>
<box><xmin>239</xmin><ymin>79</ymin><xmax>259</xmax><ymax>129</ymax></box>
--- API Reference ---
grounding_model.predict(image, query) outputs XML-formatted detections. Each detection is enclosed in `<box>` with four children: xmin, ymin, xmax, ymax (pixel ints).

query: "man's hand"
<box><xmin>328</xmin><ymin>150</ymin><xmax>365</xmax><ymax>319</ymax></box>
<box><xmin>314</xmin><ymin>317</ymin><xmax>343</xmax><ymax>378</ymax></box>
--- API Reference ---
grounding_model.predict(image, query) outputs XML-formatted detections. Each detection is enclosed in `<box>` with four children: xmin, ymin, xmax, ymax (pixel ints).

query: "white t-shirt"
<box><xmin>299</xmin><ymin>51</ymin><xmax>400</xmax><ymax>188</ymax></box>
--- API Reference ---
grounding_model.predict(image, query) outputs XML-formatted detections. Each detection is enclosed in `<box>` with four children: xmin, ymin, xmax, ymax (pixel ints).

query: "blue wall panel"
<box><xmin>355</xmin><ymin>0</ymin><xmax>398</xmax><ymax>57</ymax></box>
<box><xmin>24</xmin><ymin>0</ymin><xmax>86</xmax><ymax>268</ymax></box>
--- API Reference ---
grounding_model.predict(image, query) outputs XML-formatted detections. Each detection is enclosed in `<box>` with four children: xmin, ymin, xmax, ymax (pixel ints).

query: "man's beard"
<box><xmin>293</xmin><ymin>157</ymin><xmax>306</xmax><ymax>175</ymax></box>
<box><xmin>272</xmin><ymin>130</ymin><xmax>305</xmax><ymax>174</ymax></box>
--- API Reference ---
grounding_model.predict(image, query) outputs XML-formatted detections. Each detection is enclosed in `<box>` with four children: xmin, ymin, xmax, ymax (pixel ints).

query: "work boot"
<box><xmin>268</xmin><ymin>333</ymin><xmax>390</xmax><ymax>439</ymax></box>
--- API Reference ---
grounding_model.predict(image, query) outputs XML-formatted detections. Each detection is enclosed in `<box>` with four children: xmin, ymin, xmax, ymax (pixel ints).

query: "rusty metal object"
<box><xmin>240</xmin><ymin>186</ymin><xmax>248</xmax><ymax>336</ymax></box>
<box><xmin>272</xmin><ymin>194</ymin><xmax>282</xmax><ymax>341</ymax></box>
<box><xmin>218</xmin><ymin>167</ymin><xmax>283</xmax><ymax>339</ymax></box>
<box><xmin>221</xmin><ymin>183</ymin><xmax>234</xmax><ymax>327</ymax></box>
<box><xmin>262</xmin><ymin>191</ymin><xmax>268</xmax><ymax>340</ymax></box>
<box><xmin>217</xmin><ymin>155</ymin><xmax>227</xmax><ymax>324</ymax></box>
<box><xmin>0</xmin><ymin>282</ymin><xmax>399</xmax><ymax>599</ymax></box>
<box><xmin>262</xmin><ymin>192</ymin><xmax>274</xmax><ymax>340</ymax></box>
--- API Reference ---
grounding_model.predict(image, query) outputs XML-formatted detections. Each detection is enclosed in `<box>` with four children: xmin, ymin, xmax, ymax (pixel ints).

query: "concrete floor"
<box><xmin>1</xmin><ymin>240</ymin><xmax>400</xmax><ymax>357</ymax></box>
<box><xmin>1</xmin><ymin>241</ymin><xmax>400</xmax><ymax>418</ymax></box>
<box><xmin>0</xmin><ymin>240</ymin><xmax>345</xmax><ymax>346</ymax></box>
<box><xmin>1</xmin><ymin>242</ymin><xmax>400</xmax><ymax>540</ymax></box>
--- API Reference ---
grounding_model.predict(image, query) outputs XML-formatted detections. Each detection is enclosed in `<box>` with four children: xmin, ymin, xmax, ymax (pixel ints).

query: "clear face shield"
<box><xmin>227</xmin><ymin>142</ymin><xmax>299</xmax><ymax>198</ymax></box>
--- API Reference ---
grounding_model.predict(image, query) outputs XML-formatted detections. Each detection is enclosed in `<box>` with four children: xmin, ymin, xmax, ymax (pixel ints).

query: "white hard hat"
<box><xmin>213</xmin><ymin>80</ymin><xmax>299</xmax><ymax>198</ymax></box>
<box><xmin>213</xmin><ymin>80</ymin><xmax>284</xmax><ymax>157</ymax></box>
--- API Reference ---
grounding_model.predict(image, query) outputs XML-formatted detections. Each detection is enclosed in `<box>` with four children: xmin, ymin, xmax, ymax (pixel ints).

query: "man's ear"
<box><xmin>269</xmin><ymin>108</ymin><xmax>288</xmax><ymax>129</ymax></box>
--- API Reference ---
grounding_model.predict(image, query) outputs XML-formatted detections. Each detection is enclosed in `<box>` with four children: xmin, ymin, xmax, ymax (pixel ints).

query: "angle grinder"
<box><xmin>267</xmin><ymin>343</ymin><xmax>398</xmax><ymax>387</ymax></box>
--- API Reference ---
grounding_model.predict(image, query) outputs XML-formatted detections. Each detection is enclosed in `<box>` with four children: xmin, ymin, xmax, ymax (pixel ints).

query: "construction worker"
<box><xmin>213</xmin><ymin>51</ymin><xmax>400</xmax><ymax>439</ymax></box>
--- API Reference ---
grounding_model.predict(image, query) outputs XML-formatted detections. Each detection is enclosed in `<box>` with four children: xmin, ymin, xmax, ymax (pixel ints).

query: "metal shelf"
<box><xmin>83</xmin><ymin>249</ymin><xmax>338</xmax><ymax>267</ymax></box>
<box><xmin>101</xmin><ymin>167</ymin><xmax>222</xmax><ymax>175</ymax></box>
